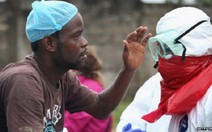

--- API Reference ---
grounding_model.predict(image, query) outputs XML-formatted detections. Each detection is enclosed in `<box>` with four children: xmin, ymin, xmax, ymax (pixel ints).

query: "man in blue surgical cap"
<box><xmin>0</xmin><ymin>0</ymin><xmax>151</xmax><ymax>131</ymax></box>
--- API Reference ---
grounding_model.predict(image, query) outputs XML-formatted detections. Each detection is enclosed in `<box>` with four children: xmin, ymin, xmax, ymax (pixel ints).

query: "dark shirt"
<box><xmin>0</xmin><ymin>55</ymin><xmax>98</xmax><ymax>132</ymax></box>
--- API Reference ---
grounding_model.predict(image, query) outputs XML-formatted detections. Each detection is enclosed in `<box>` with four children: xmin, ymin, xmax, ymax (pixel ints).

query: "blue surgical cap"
<box><xmin>26</xmin><ymin>0</ymin><xmax>78</xmax><ymax>42</ymax></box>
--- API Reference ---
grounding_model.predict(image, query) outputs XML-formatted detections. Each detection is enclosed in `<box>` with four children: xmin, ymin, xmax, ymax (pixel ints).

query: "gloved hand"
<box><xmin>122</xmin><ymin>123</ymin><xmax>146</xmax><ymax>132</ymax></box>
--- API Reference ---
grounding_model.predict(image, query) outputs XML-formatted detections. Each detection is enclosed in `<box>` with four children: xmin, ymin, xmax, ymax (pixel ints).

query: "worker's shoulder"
<box><xmin>0</xmin><ymin>59</ymin><xmax>39</xmax><ymax>79</ymax></box>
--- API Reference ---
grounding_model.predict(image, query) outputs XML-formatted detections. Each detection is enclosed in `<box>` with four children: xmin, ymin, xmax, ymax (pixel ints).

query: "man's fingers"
<box><xmin>142</xmin><ymin>33</ymin><xmax>152</xmax><ymax>47</ymax></box>
<box><xmin>126</xmin><ymin>31</ymin><xmax>137</xmax><ymax>43</ymax></box>
<box><xmin>126</xmin><ymin>26</ymin><xmax>152</xmax><ymax>46</ymax></box>
<box><xmin>137</xmin><ymin>27</ymin><xmax>148</xmax><ymax>43</ymax></box>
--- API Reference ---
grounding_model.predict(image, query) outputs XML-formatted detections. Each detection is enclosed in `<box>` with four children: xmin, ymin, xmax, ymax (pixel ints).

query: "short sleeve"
<box><xmin>4</xmin><ymin>74</ymin><xmax>44</xmax><ymax>131</ymax></box>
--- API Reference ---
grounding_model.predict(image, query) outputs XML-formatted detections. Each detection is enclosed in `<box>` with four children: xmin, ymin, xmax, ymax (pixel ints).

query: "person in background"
<box><xmin>64</xmin><ymin>46</ymin><xmax>113</xmax><ymax>132</ymax></box>
<box><xmin>116</xmin><ymin>7</ymin><xmax>212</xmax><ymax>132</ymax></box>
<box><xmin>0</xmin><ymin>0</ymin><xmax>152</xmax><ymax>131</ymax></box>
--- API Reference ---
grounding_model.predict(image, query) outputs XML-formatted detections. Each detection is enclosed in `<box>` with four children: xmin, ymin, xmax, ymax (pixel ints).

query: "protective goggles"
<box><xmin>148</xmin><ymin>30</ymin><xmax>184</xmax><ymax>61</ymax></box>
<box><xmin>148</xmin><ymin>20</ymin><xmax>207</xmax><ymax>61</ymax></box>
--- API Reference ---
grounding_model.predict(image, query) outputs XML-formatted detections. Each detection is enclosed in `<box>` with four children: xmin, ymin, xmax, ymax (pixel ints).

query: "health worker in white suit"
<box><xmin>116</xmin><ymin>7</ymin><xmax>212</xmax><ymax>132</ymax></box>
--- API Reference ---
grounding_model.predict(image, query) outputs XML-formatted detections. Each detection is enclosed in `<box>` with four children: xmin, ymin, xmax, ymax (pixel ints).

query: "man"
<box><xmin>0</xmin><ymin>0</ymin><xmax>151</xmax><ymax>132</ymax></box>
<box><xmin>117</xmin><ymin>7</ymin><xmax>212</xmax><ymax>132</ymax></box>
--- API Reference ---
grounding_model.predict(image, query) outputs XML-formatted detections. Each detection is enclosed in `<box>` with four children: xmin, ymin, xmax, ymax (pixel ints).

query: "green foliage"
<box><xmin>112</xmin><ymin>97</ymin><xmax>133</xmax><ymax>129</ymax></box>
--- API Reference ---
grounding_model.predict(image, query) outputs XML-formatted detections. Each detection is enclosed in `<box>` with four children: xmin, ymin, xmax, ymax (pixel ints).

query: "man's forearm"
<box><xmin>91</xmin><ymin>67</ymin><xmax>136</xmax><ymax>119</ymax></box>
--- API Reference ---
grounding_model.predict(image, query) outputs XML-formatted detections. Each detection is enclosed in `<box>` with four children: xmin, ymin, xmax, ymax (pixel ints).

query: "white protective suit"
<box><xmin>116</xmin><ymin>7</ymin><xmax>212</xmax><ymax>132</ymax></box>
<box><xmin>116</xmin><ymin>73</ymin><xmax>212</xmax><ymax>132</ymax></box>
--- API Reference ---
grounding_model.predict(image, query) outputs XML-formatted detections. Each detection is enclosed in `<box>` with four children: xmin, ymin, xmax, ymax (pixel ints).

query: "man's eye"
<box><xmin>74</xmin><ymin>33</ymin><xmax>81</xmax><ymax>39</ymax></box>
<box><xmin>74</xmin><ymin>35</ymin><xmax>79</xmax><ymax>38</ymax></box>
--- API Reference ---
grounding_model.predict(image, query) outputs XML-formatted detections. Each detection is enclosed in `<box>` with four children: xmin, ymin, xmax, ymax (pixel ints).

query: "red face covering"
<box><xmin>158</xmin><ymin>56</ymin><xmax>211</xmax><ymax>103</ymax></box>
<box><xmin>142</xmin><ymin>55</ymin><xmax>212</xmax><ymax>123</ymax></box>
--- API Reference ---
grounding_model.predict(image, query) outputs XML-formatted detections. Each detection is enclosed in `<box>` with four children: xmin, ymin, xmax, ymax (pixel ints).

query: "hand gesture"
<box><xmin>122</xmin><ymin>26</ymin><xmax>152</xmax><ymax>71</ymax></box>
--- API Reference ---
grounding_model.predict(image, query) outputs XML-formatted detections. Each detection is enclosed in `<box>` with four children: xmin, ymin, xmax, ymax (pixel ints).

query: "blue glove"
<box><xmin>122</xmin><ymin>123</ymin><xmax>146</xmax><ymax>132</ymax></box>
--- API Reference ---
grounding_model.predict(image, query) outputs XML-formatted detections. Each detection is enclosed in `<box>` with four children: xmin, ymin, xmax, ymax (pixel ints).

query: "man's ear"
<box><xmin>42</xmin><ymin>36</ymin><xmax>57</xmax><ymax>52</ymax></box>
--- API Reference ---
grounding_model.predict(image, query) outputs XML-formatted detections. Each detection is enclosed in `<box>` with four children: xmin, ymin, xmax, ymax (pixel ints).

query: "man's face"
<box><xmin>54</xmin><ymin>13</ymin><xmax>88</xmax><ymax>70</ymax></box>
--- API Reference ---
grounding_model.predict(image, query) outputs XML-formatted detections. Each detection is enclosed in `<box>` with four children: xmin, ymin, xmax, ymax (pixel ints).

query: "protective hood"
<box><xmin>156</xmin><ymin>7</ymin><xmax>212</xmax><ymax>57</ymax></box>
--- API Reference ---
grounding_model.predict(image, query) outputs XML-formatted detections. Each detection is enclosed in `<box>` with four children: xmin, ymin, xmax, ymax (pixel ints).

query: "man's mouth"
<box><xmin>81</xmin><ymin>50</ymin><xmax>88</xmax><ymax>58</ymax></box>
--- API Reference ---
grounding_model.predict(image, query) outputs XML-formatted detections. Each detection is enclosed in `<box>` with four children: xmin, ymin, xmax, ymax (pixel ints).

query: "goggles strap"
<box><xmin>175</xmin><ymin>20</ymin><xmax>207</xmax><ymax>42</ymax></box>
<box><xmin>181</xmin><ymin>44</ymin><xmax>186</xmax><ymax>61</ymax></box>
<box><xmin>174</xmin><ymin>20</ymin><xmax>207</xmax><ymax>61</ymax></box>
<box><xmin>154</xmin><ymin>61</ymin><xmax>159</xmax><ymax>69</ymax></box>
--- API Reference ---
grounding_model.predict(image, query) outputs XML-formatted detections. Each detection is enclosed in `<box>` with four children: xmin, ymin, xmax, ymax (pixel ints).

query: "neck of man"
<box><xmin>33</xmin><ymin>53</ymin><xmax>67</xmax><ymax>88</ymax></box>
